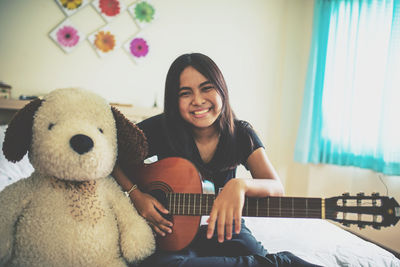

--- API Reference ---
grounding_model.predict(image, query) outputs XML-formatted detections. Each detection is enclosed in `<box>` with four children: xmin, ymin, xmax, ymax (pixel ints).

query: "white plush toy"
<box><xmin>0</xmin><ymin>88</ymin><xmax>155</xmax><ymax>267</ymax></box>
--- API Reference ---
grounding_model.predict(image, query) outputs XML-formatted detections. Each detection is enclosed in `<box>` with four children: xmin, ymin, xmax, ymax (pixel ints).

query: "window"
<box><xmin>294</xmin><ymin>0</ymin><xmax>400</xmax><ymax>175</ymax></box>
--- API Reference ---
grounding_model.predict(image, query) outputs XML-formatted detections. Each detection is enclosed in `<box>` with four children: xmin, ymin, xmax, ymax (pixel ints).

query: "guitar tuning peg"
<box><xmin>372</xmin><ymin>192</ymin><xmax>380</xmax><ymax>197</ymax></box>
<box><xmin>373</xmin><ymin>225</ymin><xmax>381</xmax><ymax>230</ymax></box>
<box><xmin>357</xmin><ymin>192</ymin><xmax>365</xmax><ymax>197</ymax></box>
<box><xmin>358</xmin><ymin>224</ymin><xmax>366</xmax><ymax>229</ymax></box>
<box><xmin>342</xmin><ymin>192</ymin><xmax>350</xmax><ymax>196</ymax></box>
<box><xmin>343</xmin><ymin>223</ymin><xmax>350</xmax><ymax>227</ymax></box>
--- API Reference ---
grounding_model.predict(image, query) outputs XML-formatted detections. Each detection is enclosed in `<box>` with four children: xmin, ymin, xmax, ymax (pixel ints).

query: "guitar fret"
<box><xmin>306</xmin><ymin>198</ymin><xmax>308</xmax><ymax>218</ymax></box>
<box><xmin>193</xmin><ymin>195</ymin><xmax>197</xmax><ymax>215</ymax></box>
<box><xmin>200</xmin><ymin>196</ymin><xmax>203</xmax><ymax>214</ymax></box>
<box><xmin>292</xmin><ymin>197</ymin><xmax>294</xmax><ymax>217</ymax></box>
<box><xmin>178</xmin><ymin>193</ymin><xmax>181</xmax><ymax>215</ymax></box>
<box><xmin>206</xmin><ymin>195</ymin><xmax>208</xmax><ymax>215</ymax></box>
<box><xmin>256</xmin><ymin>199</ymin><xmax>259</xmax><ymax>217</ymax></box>
<box><xmin>267</xmin><ymin>197</ymin><xmax>269</xmax><ymax>217</ymax></box>
<box><xmin>187</xmin><ymin>193</ymin><xmax>190</xmax><ymax>215</ymax></box>
<box><xmin>183</xmin><ymin>194</ymin><xmax>186</xmax><ymax>215</ymax></box>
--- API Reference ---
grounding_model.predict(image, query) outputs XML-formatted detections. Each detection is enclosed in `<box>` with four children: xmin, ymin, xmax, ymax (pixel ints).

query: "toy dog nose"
<box><xmin>70</xmin><ymin>134</ymin><xmax>94</xmax><ymax>155</ymax></box>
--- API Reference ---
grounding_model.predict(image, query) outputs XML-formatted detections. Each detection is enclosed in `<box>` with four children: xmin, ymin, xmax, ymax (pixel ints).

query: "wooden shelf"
<box><xmin>0</xmin><ymin>98</ymin><xmax>162</xmax><ymax>123</ymax></box>
<box><xmin>0</xmin><ymin>98</ymin><xmax>31</xmax><ymax>110</ymax></box>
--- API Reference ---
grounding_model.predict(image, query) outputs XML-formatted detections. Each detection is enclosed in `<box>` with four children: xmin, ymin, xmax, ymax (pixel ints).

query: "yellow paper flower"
<box><xmin>60</xmin><ymin>0</ymin><xmax>82</xmax><ymax>10</ymax></box>
<box><xmin>94</xmin><ymin>31</ymin><xmax>116</xmax><ymax>53</ymax></box>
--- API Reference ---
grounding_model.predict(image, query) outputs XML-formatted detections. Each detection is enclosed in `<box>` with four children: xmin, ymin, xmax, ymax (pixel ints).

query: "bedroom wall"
<box><xmin>1</xmin><ymin>0</ymin><xmax>399</xmax><ymax>254</ymax></box>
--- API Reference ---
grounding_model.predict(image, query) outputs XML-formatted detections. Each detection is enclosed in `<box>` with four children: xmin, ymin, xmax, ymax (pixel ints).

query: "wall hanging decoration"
<box><xmin>123</xmin><ymin>35</ymin><xmax>150</xmax><ymax>64</ymax></box>
<box><xmin>92</xmin><ymin>0</ymin><xmax>126</xmax><ymax>23</ymax></box>
<box><xmin>128</xmin><ymin>0</ymin><xmax>156</xmax><ymax>29</ymax></box>
<box><xmin>49</xmin><ymin>19</ymin><xmax>84</xmax><ymax>53</ymax></box>
<box><xmin>88</xmin><ymin>26</ymin><xmax>118</xmax><ymax>57</ymax></box>
<box><xmin>54</xmin><ymin>0</ymin><xmax>89</xmax><ymax>16</ymax></box>
<box><xmin>49</xmin><ymin>0</ymin><xmax>157</xmax><ymax>63</ymax></box>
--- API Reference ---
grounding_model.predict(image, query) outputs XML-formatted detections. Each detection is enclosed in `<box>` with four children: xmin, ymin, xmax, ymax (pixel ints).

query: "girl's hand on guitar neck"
<box><xmin>130</xmin><ymin>188</ymin><xmax>173</xmax><ymax>236</ymax></box>
<box><xmin>206</xmin><ymin>178</ymin><xmax>246</xmax><ymax>243</ymax></box>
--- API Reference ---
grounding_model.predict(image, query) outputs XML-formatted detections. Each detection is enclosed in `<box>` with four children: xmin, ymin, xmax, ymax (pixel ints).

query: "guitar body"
<box><xmin>135</xmin><ymin>157</ymin><xmax>206</xmax><ymax>251</ymax></box>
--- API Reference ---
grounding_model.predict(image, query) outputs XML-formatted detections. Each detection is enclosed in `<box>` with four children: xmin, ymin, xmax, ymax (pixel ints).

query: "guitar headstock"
<box><xmin>325</xmin><ymin>193</ymin><xmax>399</xmax><ymax>229</ymax></box>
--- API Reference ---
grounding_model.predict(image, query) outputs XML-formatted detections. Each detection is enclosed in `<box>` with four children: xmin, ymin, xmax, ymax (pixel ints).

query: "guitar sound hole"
<box><xmin>150</xmin><ymin>189</ymin><xmax>173</xmax><ymax>222</ymax></box>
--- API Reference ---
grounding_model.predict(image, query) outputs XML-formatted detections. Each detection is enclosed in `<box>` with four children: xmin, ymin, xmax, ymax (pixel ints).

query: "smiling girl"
<box><xmin>113</xmin><ymin>53</ymin><xmax>321</xmax><ymax>267</ymax></box>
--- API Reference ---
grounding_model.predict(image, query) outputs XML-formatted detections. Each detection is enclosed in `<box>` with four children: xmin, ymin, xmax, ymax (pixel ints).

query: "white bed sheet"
<box><xmin>0</xmin><ymin>125</ymin><xmax>34</xmax><ymax>191</ymax></box>
<box><xmin>1</xmin><ymin>125</ymin><xmax>399</xmax><ymax>266</ymax></box>
<box><xmin>245</xmin><ymin>217</ymin><xmax>400</xmax><ymax>267</ymax></box>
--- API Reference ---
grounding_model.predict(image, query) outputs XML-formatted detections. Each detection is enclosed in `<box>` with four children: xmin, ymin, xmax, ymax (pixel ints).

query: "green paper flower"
<box><xmin>134</xmin><ymin>2</ymin><xmax>155</xmax><ymax>23</ymax></box>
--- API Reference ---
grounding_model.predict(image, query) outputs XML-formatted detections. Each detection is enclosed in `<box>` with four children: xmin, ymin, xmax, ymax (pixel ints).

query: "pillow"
<box><xmin>0</xmin><ymin>125</ymin><xmax>34</xmax><ymax>191</ymax></box>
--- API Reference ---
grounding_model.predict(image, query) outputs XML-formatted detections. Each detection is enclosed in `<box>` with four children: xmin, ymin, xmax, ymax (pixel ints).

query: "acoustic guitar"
<box><xmin>134</xmin><ymin>157</ymin><xmax>400</xmax><ymax>251</ymax></box>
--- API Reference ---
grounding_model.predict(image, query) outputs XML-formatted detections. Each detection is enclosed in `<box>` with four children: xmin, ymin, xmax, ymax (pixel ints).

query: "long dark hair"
<box><xmin>163</xmin><ymin>53</ymin><xmax>239</xmax><ymax>176</ymax></box>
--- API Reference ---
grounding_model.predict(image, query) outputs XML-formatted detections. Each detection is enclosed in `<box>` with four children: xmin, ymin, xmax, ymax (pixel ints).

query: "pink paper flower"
<box><xmin>56</xmin><ymin>26</ymin><xmax>79</xmax><ymax>47</ymax></box>
<box><xmin>129</xmin><ymin>38</ymin><xmax>149</xmax><ymax>58</ymax></box>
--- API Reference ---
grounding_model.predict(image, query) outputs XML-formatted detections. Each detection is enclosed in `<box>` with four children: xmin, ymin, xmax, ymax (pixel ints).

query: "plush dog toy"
<box><xmin>0</xmin><ymin>88</ymin><xmax>155</xmax><ymax>266</ymax></box>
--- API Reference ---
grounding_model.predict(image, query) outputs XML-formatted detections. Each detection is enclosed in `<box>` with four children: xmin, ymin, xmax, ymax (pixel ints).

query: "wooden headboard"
<box><xmin>0</xmin><ymin>98</ymin><xmax>162</xmax><ymax>124</ymax></box>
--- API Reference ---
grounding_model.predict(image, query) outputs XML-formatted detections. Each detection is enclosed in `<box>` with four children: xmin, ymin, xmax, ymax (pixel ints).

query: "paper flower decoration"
<box><xmin>128</xmin><ymin>1</ymin><xmax>156</xmax><ymax>29</ymax></box>
<box><xmin>57</xmin><ymin>26</ymin><xmax>80</xmax><ymax>47</ymax></box>
<box><xmin>124</xmin><ymin>36</ymin><xmax>150</xmax><ymax>64</ymax></box>
<box><xmin>88</xmin><ymin>27</ymin><xmax>119</xmax><ymax>57</ymax></box>
<box><xmin>49</xmin><ymin>19</ymin><xmax>84</xmax><ymax>53</ymax></box>
<box><xmin>130</xmin><ymin>38</ymin><xmax>149</xmax><ymax>57</ymax></box>
<box><xmin>100</xmin><ymin>0</ymin><xmax>120</xmax><ymax>16</ymax></box>
<box><xmin>134</xmin><ymin>2</ymin><xmax>155</xmax><ymax>23</ymax></box>
<box><xmin>54</xmin><ymin>0</ymin><xmax>89</xmax><ymax>16</ymax></box>
<box><xmin>94</xmin><ymin>31</ymin><xmax>116</xmax><ymax>53</ymax></box>
<box><xmin>92</xmin><ymin>0</ymin><xmax>126</xmax><ymax>22</ymax></box>
<box><xmin>60</xmin><ymin>0</ymin><xmax>82</xmax><ymax>10</ymax></box>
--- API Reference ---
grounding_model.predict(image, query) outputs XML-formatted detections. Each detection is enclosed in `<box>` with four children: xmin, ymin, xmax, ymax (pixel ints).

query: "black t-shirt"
<box><xmin>137</xmin><ymin>114</ymin><xmax>264</xmax><ymax>192</ymax></box>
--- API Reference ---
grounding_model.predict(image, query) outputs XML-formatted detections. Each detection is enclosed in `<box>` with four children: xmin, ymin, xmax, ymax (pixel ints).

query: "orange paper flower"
<box><xmin>94</xmin><ymin>31</ymin><xmax>116</xmax><ymax>53</ymax></box>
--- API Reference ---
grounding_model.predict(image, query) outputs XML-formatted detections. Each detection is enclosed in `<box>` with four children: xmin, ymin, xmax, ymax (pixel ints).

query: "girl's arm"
<box><xmin>112</xmin><ymin>165</ymin><xmax>173</xmax><ymax>236</ymax></box>
<box><xmin>206</xmin><ymin>147</ymin><xmax>284</xmax><ymax>242</ymax></box>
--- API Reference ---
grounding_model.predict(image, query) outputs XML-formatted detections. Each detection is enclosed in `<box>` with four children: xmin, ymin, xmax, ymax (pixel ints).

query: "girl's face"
<box><xmin>178</xmin><ymin>66</ymin><xmax>223</xmax><ymax>130</ymax></box>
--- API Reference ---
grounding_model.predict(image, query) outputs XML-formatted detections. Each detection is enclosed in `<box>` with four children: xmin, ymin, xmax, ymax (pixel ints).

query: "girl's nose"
<box><xmin>192</xmin><ymin>92</ymin><xmax>205</xmax><ymax>105</ymax></box>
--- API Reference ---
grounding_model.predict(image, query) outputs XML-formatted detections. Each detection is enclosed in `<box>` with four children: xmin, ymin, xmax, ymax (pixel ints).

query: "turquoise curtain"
<box><xmin>295</xmin><ymin>0</ymin><xmax>400</xmax><ymax>175</ymax></box>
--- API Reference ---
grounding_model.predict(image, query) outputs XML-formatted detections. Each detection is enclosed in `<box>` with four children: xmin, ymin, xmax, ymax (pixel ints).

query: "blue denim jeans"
<box><xmin>138</xmin><ymin>220</ymin><xmax>322</xmax><ymax>267</ymax></box>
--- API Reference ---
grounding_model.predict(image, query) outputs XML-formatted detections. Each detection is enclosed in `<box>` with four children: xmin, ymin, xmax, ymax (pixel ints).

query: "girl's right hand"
<box><xmin>130</xmin><ymin>189</ymin><xmax>173</xmax><ymax>236</ymax></box>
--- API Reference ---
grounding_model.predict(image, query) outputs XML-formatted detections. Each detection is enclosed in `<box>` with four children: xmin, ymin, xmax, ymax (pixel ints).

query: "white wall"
<box><xmin>1</xmin><ymin>0</ymin><xmax>399</xmax><ymax>253</ymax></box>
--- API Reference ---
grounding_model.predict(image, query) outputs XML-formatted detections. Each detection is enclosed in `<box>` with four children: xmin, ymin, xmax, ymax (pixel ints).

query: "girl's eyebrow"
<box><xmin>199</xmin><ymin>81</ymin><xmax>213</xmax><ymax>87</ymax></box>
<box><xmin>179</xmin><ymin>81</ymin><xmax>213</xmax><ymax>91</ymax></box>
<box><xmin>179</xmin><ymin>86</ymin><xmax>192</xmax><ymax>91</ymax></box>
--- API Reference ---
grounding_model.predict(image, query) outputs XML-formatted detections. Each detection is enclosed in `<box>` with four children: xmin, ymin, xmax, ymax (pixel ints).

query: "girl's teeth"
<box><xmin>194</xmin><ymin>109</ymin><xmax>208</xmax><ymax>115</ymax></box>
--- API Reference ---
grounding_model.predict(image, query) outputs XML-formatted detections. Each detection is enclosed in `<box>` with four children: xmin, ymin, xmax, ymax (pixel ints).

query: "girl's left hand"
<box><xmin>206</xmin><ymin>178</ymin><xmax>246</xmax><ymax>242</ymax></box>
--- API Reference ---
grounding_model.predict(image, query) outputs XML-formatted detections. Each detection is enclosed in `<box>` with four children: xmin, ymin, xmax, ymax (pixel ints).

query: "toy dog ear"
<box><xmin>3</xmin><ymin>98</ymin><xmax>43</xmax><ymax>162</ymax></box>
<box><xmin>111</xmin><ymin>107</ymin><xmax>148</xmax><ymax>171</ymax></box>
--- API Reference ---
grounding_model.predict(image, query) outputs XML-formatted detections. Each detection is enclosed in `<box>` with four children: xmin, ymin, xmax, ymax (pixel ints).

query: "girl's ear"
<box><xmin>111</xmin><ymin>107</ymin><xmax>148</xmax><ymax>171</ymax></box>
<box><xmin>3</xmin><ymin>98</ymin><xmax>43</xmax><ymax>162</ymax></box>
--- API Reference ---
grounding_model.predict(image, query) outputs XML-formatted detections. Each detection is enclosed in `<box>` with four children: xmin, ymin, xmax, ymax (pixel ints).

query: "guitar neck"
<box><xmin>166</xmin><ymin>193</ymin><xmax>326</xmax><ymax>219</ymax></box>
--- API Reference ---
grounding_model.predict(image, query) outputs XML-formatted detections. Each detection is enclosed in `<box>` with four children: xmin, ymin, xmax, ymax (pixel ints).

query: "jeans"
<box><xmin>138</xmin><ymin>220</ymin><xmax>323</xmax><ymax>267</ymax></box>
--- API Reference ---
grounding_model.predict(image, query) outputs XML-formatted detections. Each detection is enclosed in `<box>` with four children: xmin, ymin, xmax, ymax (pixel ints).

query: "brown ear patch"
<box><xmin>2</xmin><ymin>98</ymin><xmax>43</xmax><ymax>162</ymax></box>
<box><xmin>111</xmin><ymin>107</ymin><xmax>148</xmax><ymax>173</ymax></box>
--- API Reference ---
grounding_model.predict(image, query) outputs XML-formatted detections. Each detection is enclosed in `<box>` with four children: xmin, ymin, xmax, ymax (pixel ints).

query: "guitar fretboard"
<box><xmin>166</xmin><ymin>193</ymin><xmax>324</xmax><ymax>219</ymax></box>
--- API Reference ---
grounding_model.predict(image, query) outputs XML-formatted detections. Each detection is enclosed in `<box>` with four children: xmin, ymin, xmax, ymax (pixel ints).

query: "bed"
<box><xmin>0</xmin><ymin>124</ymin><xmax>399</xmax><ymax>267</ymax></box>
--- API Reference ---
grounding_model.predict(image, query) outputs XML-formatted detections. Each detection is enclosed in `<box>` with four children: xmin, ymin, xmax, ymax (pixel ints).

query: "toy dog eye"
<box><xmin>98</xmin><ymin>128</ymin><xmax>104</xmax><ymax>133</ymax></box>
<box><xmin>48</xmin><ymin>123</ymin><xmax>55</xmax><ymax>130</ymax></box>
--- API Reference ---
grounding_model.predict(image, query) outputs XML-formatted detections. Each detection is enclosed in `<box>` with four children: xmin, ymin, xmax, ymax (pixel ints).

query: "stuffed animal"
<box><xmin>0</xmin><ymin>88</ymin><xmax>155</xmax><ymax>267</ymax></box>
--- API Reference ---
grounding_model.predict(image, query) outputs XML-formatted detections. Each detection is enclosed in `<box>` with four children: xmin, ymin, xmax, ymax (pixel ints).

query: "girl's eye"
<box><xmin>178</xmin><ymin>91</ymin><xmax>191</xmax><ymax>97</ymax></box>
<box><xmin>48</xmin><ymin>123</ymin><xmax>55</xmax><ymax>130</ymax></box>
<box><xmin>98</xmin><ymin>128</ymin><xmax>104</xmax><ymax>134</ymax></box>
<box><xmin>202</xmin><ymin>86</ymin><xmax>214</xmax><ymax>92</ymax></box>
